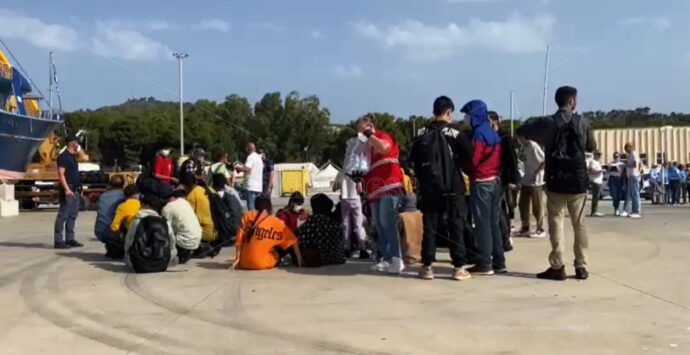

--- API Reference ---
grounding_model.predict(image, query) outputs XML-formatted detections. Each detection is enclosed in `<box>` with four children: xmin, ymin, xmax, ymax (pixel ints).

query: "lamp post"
<box><xmin>173</xmin><ymin>52</ymin><xmax>189</xmax><ymax>155</ymax></box>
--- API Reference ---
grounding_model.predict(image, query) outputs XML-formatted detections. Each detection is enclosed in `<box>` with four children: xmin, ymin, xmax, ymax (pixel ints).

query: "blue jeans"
<box><xmin>470</xmin><ymin>179</ymin><xmax>505</xmax><ymax>269</ymax></box>
<box><xmin>246</xmin><ymin>191</ymin><xmax>260</xmax><ymax>211</ymax></box>
<box><xmin>623</xmin><ymin>176</ymin><xmax>641</xmax><ymax>214</ymax></box>
<box><xmin>608</xmin><ymin>176</ymin><xmax>624</xmax><ymax>212</ymax></box>
<box><xmin>54</xmin><ymin>194</ymin><xmax>80</xmax><ymax>244</ymax></box>
<box><xmin>371</xmin><ymin>194</ymin><xmax>402</xmax><ymax>261</ymax></box>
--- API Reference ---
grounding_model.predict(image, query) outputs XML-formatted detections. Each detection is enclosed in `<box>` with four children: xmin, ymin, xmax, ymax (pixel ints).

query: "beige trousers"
<box><xmin>546</xmin><ymin>192</ymin><xmax>588</xmax><ymax>268</ymax></box>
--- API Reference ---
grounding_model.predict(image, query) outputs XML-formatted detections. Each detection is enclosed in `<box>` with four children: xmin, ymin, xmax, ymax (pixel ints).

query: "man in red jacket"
<box><xmin>153</xmin><ymin>146</ymin><xmax>178</xmax><ymax>185</ymax></box>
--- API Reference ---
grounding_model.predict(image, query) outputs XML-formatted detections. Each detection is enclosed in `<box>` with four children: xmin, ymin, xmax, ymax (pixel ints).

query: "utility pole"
<box><xmin>542</xmin><ymin>44</ymin><xmax>551</xmax><ymax>116</ymax></box>
<box><xmin>173</xmin><ymin>52</ymin><xmax>189</xmax><ymax>155</ymax></box>
<box><xmin>510</xmin><ymin>91</ymin><xmax>515</xmax><ymax>137</ymax></box>
<box><xmin>48</xmin><ymin>52</ymin><xmax>53</xmax><ymax>117</ymax></box>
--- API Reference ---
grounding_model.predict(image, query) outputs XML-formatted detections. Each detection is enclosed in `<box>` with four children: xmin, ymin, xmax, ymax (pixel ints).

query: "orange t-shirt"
<box><xmin>235</xmin><ymin>210</ymin><xmax>298</xmax><ymax>270</ymax></box>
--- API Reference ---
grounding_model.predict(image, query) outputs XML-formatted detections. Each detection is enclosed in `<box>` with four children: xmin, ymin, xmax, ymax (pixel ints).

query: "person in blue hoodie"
<box><xmin>461</xmin><ymin>99</ymin><xmax>506</xmax><ymax>276</ymax></box>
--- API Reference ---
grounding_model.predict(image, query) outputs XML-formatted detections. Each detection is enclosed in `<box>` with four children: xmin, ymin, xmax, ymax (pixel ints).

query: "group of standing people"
<box><xmin>649</xmin><ymin>162</ymin><xmax>690</xmax><ymax>206</ymax></box>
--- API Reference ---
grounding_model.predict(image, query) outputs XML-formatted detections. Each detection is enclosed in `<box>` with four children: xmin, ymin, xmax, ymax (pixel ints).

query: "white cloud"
<box><xmin>354</xmin><ymin>13</ymin><xmax>555</xmax><ymax>61</ymax></box>
<box><xmin>248</xmin><ymin>21</ymin><xmax>287</xmax><ymax>33</ymax></box>
<box><xmin>193</xmin><ymin>18</ymin><xmax>231</xmax><ymax>32</ymax></box>
<box><xmin>619</xmin><ymin>17</ymin><xmax>671</xmax><ymax>32</ymax></box>
<box><xmin>333</xmin><ymin>64</ymin><xmax>362</xmax><ymax>78</ymax></box>
<box><xmin>91</xmin><ymin>23</ymin><xmax>172</xmax><ymax>62</ymax></box>
<box><xmin>0</xmin><ymin>8</ymin><xmax>79</xmax><ymax>51</ymax></box>
<box><xmin>144</xmin><ymin>20</ymin><xmax>174</xmax><ymax>31</ymax></box>
<box><xmin>310</xmin><ymin>30</ymin><xmax>324</xmax><ymax>39</ymax></box>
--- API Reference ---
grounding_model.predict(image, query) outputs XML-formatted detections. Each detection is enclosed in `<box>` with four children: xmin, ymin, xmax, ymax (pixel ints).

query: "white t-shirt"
<box><xmin>587</xmin><ymin>159</ymin><xmax>603</xmax><ymax>185</ymax></box>
<box><xmin>626</xmin><ymin>151</ymin><xmax>641</xmax><ymax>178</ymax></box>
<box><xmin>161</xmin><ymin>198</ymin><xmax>202</xmax><ymax>250</ymax></box>
<box><xmin>521</xmin><ymin>140</ymin><xmax>545</xmax><ymax>186</ymax></box>
<box><xmin>245</xmin><ymin>152</ymin><xmax>264</xmax><ymax>193</ymax></box>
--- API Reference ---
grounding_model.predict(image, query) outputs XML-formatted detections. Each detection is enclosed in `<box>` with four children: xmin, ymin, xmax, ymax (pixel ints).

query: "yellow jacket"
<box><xmin>187</xmin><ymin>186</ymin><xmax>216</xmax><ymax>242</ymax></box>
<box><xmin>401</xmin><ymin>168</ymin><xmax>414</xmax><ymax>194</ymax></box>
<box><xmin>110</xmin><ymin>198</ymin><xmax>141</xmax><ymax>232</ymax></box>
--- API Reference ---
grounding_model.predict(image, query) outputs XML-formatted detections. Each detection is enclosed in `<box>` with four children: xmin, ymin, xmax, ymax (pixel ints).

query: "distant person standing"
<box><xmin>235</xmin><ymin>143</ymin><xmax>264</xmax><ymax>210</ymax></box>
<box><xmin>153</xmin><ymin>146</ymin><xmax>177</xmax><ymax>185</ymax></box>
<box><xmin>608</xmin><ymin>152</ymin><xmax>627</xmax><ymax>215</ymax></box>
<box><xmin>681</xmin><ymin>165</ymin><xmax>689</xmax><ymax>204</ymax></box>
<box><xmin>519</xmin><ymin>86</ymin><xmax>596</xmax><ymax>281</ymax></box>
<box><xmin>517</xmin><ymin>134</ymin><xmax>546</xmax><ymax>237</ymax></box>
<box><xmin>259</xmin><ymin>149</ymin><xmax>275</xmax><ymax>197</ymax></box>
<box><xmin>54</xmin><ymin>134</ymin><xmax>84</xmax><ymax>249</ymax></box>
<box><xmin>667</xmin><ymin>162</ymin><xmax>681</xmax><ymax>205</ymax></box>
<box><xmin>622</xmin><ymin>143</ymin><xmax>642</xmax><ymax>218</ymax></box>
<box><xmin>649</xmin><ymin>164</ymin><xmax>660</xmax><ymax>205</ymax></box>
<box><xmin>587</xmin><ymin>151</ymin><xmax>605</xmax><ymax>217</ymax></box>
<box><xmin>335</xmin><ymin>137</ymin><xmax>368</xmax><ymax>258</ymax></box>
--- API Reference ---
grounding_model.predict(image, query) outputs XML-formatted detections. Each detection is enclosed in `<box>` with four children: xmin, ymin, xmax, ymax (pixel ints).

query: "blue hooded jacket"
<box><xmin>461</xmin><ymin>100</ymin><xmax>502</xmax><ymax>180</ymax></box>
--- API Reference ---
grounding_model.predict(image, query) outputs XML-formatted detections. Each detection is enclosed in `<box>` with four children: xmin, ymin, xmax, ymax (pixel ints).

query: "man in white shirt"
<box><xmin>235</xmin><ymin>142</ymin><xmax>264</xmax><ymax>211</ymax></box>
<box><xmin>160</xmin><ymin>187</ymin><xmax>202</xmax><ymax>264</ymax></box>
<box><xmin>587</xmin><ymin>151</ymin><xmax>605</xmax><ymax>217</ymax></box>
<box><xmin>622</xmin><ymin>143</ymin><xmax>642</xmax><ymax>218</ymax></box>
<box><xmin>517</xmin><ymin>135</ymin><xmax>546</xmax><ymax>238</ymax></box>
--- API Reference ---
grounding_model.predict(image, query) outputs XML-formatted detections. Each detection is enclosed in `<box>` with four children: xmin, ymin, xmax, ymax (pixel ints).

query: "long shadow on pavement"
<box><xmin>57</xmin><ymin>251</ymin><xmax>129</xmax><ymax>273</ymax></box>
<box><xmin>0</xmin><ymin>242</ymin><xmax>54</xmax><ymax>249</ymax></box>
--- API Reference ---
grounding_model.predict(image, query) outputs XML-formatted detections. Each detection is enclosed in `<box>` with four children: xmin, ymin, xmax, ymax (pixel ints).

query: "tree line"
<box><xmin>64</xmin><ymin>93</ymin><xmax>690</xmax><ymax>169</ymax></box>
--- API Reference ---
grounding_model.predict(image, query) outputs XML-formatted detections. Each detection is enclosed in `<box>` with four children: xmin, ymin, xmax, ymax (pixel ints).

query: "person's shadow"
<box><xmin>0</xmin><ymin>241</ymin><xmax>54</xmax><ymax>249</ymax></box>
<box><xmin>57</xmin><ymin>251</ymin><xmax>128</xmax><ymax>273</ymax></box>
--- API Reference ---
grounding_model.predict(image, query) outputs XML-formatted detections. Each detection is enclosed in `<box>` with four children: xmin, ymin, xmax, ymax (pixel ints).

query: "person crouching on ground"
<box><xmin>276</xmin><ymin>191</ymin><xmax>309</xmax><ymax>232</ymax></box>
<box><xmin>110</xmin><ymin>184</ymin><xmax>141</xmax><ymax>238</ymax></box>
<box><xmin>232</xmin><ymin>196</ymin><xmax>303</xmax><ymax>270</ymax></box>
<box><xmin>296</xmin><ymin>194</ymin><xmax>346</xmax><ymax>267</ymax></box>
<box><xmin>183</xmin><ymin>173</ymin><xmax>216</xmax><ymax>246</ymax></box>
<box><xmin>356</xmin><ymin>114</ymin><xmax>406</xmax><ymax>275</ymax></box>
<box><xmin>160</xmin><ymin>185</ymin><xmax>202</xmax><ymax>264</ymax></box>
<box><xmin>94</xmin><ymin>175</ymin><xmax>126</xmax><ymax>258</ymax></box>
<box><xmin>124</xmin><ymin>194</ymin><xmax>177</xmax><ymax>272</ymax></box>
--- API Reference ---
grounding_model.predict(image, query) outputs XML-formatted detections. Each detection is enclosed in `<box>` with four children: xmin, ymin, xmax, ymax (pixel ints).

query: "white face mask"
<box><xmin>293</xmin><ymin>204</ymin><xmax>302</xmax><ymax>212</ymax></box>
<box><xmin>161</xmin><ymin>149</ymin><xmax>171</xmax><ymax>157</ymax></box>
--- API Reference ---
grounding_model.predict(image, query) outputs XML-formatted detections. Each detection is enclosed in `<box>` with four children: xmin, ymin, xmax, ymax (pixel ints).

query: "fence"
<box><xmin>593</xmin><ymin>126</ymin><xmax>690</xmax><ymax>165</ymax></box>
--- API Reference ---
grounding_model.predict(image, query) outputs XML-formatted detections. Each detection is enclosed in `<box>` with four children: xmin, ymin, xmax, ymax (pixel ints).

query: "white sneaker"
<box><xmin>614</xmin><ymin>210</ymin><xmax>620</xmax><ymax>217</ymax></box>
<box><xmin>369</xmin><ymin>261</ymin><xmax>389</xmax><ymax>272</ymax></box>
<box><xmin>593</xmin><ymin>212</ymin><xmax>605</xmax><ymax>217</ymax></box>
<box><xmin>619</xmin><ymin>211</ymin><xmax>629</xmax><ymax>218</ymax></box>
<box><xmin>387</xmin><ymin>257</ymin><xmax>405</xmax><ymax>275</ymax></box>
<box><xmin>629</xmin><ymin>214</ymin><xmax>642</xmax><ymax>219</ymax></box>
<box><xmin>530</xmin><ymin>230</ymin><xmax>547</xmax><ymax>238</ymax></box>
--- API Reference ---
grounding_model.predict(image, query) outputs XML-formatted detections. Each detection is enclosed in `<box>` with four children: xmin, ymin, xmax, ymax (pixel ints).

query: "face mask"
<box><xmin>293</xmin><ymin>204</ymin><xmax>302</xmax><ymax>212</ymax></box>
<box><xmin>161</xmin><ymin>149</ymin><xmax>171</xmax><ymax>157</ymax></box>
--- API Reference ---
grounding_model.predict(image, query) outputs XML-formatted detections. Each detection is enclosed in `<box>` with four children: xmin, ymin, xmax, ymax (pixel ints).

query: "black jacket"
<box><xmin>497</xmin><ymin>129</ymin><xmax>520</xmax><ymax>186</ymax></box>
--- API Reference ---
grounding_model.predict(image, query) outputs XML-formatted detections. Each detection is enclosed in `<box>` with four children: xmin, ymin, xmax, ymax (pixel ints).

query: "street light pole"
<box><xmin>173</xmin><ymin>52</ymin><xmax>189</xmax><ymax>156</ymax></box>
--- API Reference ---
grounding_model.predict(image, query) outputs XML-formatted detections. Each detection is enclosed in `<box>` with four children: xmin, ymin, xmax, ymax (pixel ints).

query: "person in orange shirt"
<box><xmin>232</xmin><ymin>196</ymin><xmax>303</xmax><ymax>270</ymax></box>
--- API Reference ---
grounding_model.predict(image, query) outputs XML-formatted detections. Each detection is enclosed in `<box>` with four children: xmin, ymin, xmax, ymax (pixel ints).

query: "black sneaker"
<box><xmin>54</xmin><ymin>243</ymin><xmax>69</xmax><ymax>250</ymax></box>
<box><xmin>575</xmin><ymin>267</ymin><xmax>589</xmax><ymax>280</ymax></box>
<box><xmin>358</xmin><ymin>250</ymin><xmax>371</xmax><ymax>260</ymax></box>
<box><xmin>66</xmin><ymin>240</ymin><xmax>84</xmax><ymax>248</ymax></box>
<box><xmin>466</xmin><ymin>265</ymin><xmax>495</xmax><ymax>275</ymax></box>
<box><xmin>536</xmin><ymin>266</ymin><xmax>566</xmax><ymax>281</ymax></box>
<box><xmin>493</xmin><ymin>266</ymin><xmax>508</xmax><ymax>274</ymax></box>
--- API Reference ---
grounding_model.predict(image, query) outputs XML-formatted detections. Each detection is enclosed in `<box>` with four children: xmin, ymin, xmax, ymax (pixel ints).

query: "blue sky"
<box><xmin>2</xmin><ymin>0</ymin><xmax>689</xmax><ymax>123</ymax></box>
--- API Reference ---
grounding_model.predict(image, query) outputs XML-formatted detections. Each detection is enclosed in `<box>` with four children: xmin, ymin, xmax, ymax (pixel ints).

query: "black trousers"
<box><xmin>421</xmin><ymin>197</ymin><xmax>468</xmax><ymax>268</ymax></box>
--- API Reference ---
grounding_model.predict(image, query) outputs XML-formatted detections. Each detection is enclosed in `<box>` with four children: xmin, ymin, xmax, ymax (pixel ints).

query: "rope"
<box><xmin>0</xmin><ymin>36</ymin><xmax>49</xmax><ymax>104</ymax></box>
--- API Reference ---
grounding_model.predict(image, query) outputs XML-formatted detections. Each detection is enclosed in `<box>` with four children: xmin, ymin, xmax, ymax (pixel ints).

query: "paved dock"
<box><xmin>0</xmin><ymin>203</ymin><xmax>689</xmax><ymax>354</ymax></box>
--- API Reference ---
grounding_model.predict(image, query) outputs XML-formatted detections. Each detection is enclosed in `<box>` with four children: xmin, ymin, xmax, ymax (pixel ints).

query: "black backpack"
<box><xmin>129</xmin><ymin>215</ymin><xmax>172</xmax><ymax>273</ymax></box>
<box><xmin>546</xmin><ymin>115</ymin><xmax>588</xmax><ymax>194</ymax></box>
<box><xmin>413</xmin><ymin>126</ymin><xmax>455</xmax><ymax>200</ymax></box>
<box><xmin>208</xmin><ymin>190</ymin><xmax>242</xmax><ymax>245</ymax></box>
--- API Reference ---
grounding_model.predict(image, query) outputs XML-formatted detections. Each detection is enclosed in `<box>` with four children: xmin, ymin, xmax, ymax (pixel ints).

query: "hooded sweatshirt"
<box><xmin>461</xmin><ymin>100</ymin><xmax>502</xmax><ymax>181</ymax></box>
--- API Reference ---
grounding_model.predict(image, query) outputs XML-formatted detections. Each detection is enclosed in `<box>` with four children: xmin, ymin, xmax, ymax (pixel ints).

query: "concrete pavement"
<box><xmin>0</xmin><ymin>203</ymin><xmax>689</xmax><ymax>354</ymax></box>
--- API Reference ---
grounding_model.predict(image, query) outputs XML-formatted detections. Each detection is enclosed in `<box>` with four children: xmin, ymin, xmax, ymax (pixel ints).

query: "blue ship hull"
<box><xmin>0</xmin><ymin>110</ymin><xmax>60</xmax><ymax>180</ymax></box>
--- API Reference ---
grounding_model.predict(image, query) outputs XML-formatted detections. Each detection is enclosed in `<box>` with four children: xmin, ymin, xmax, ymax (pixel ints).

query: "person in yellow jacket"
<box><xmin>184</xmin><ymin>173</ymin><xmax>216</xmax><ymax>242</ymax></box>
<box><xmin>401</xmin><ymin>167</ymin><xmax>414</xmax><ymax>194</ymax></box>
<box><xmin>110</xmin><ymin>185</ymin><xmax>141</xmax><ymax>234</ymax></box>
